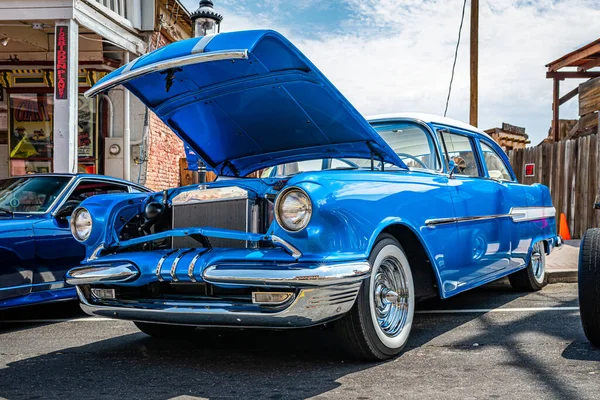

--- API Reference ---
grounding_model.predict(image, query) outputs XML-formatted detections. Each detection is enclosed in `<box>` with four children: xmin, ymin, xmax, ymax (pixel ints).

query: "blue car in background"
<box><xmin>0</xmin><ymin>174</ymin><xmax>148</xmax><ymax>309</ymax></box>
<box><xmin>66</xmin><ymin>30</ymin><xmax>562</xmax><ymax>360</ymax></box>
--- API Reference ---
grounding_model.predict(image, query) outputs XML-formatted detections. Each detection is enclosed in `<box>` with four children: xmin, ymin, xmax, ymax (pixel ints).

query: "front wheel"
<box><xmin>509</xmin><ymin>241</ymin><xmax>547</xmax><ymax>291</ymax></box>
<box><xmin>134</xmin><ymin>321</ymin><xmax>197</xmax><ymax>339</ymax></box>
<box><xmin>579</xmin><ymin>228</ymin><xmax>600</xmax><ymax>347</ymax></box>
<box><xmin>334</xmin><ymin>234</ymin><xmax>415</xmax><ymax>361</ymax></box>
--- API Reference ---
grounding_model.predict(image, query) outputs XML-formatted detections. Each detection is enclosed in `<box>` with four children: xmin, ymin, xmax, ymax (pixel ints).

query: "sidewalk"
<box><xmin>546</xmin><ymin>239</ymin><xmax>580</xmax><ymax>283</ymax></box>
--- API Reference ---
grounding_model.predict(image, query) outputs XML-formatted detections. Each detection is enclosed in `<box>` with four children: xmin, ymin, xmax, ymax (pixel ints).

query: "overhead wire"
<box><xmin>444</xmin><ymin>0</ymin><xmax>468</xmax><ymax>117</ymax></box>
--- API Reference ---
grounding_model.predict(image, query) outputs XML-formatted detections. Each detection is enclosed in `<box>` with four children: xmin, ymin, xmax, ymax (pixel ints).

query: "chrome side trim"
<box><xmin>509</xmin><ymin>206</ymin><xmax>556</xmax><ymax>222</ymax></box>
<box><xmin>85</xmin><ymin>49</ymin><xmax>249</xmax><ymax>97</ymax></box>
<box><xmin>426</xmin><ymin>206</ymin><xmax>557</xmax><ymax>227</ymax></box>
<box><xmin>66</xmin><ymin>263</ymin><xmax>139</xmax><ymax>285</ymax></box>
<box><xmin>425</xmin><ymin>214</ymin><xmax>510</xmax><ymax>227</ymax></box>
<box><xmin>270</xmin><ymin>235</ymin><xmax>302</xmax><ymax>259</ymax></box>
<box><xmin>170</xmin><ymin>248</ymin><xmax>195</xmax><ymax>282</ymax></box>
<box><xmin>202</xmin><ymin>261</ymin><xmax>370</xmax><ymax>288</ymax></box>
<box><xmin>156</xmin><ymin>249</ymin><xmax>180</xmax><ymax>282</ymax></box>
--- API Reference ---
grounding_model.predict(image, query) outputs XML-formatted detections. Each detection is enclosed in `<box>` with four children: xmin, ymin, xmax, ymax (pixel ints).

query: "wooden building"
<box><xmin>546</xmin><ymin>38</ymin><xmax>600</xmax><ymax>142</ymax></box>
<box><xmin>484</xmin><ymin>123</ymin><xmax>530</xmax><ymax>151</ymax></box>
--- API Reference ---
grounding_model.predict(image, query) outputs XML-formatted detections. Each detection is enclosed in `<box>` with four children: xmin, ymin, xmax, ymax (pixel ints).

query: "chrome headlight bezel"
<box><xmin>70</xmin><ymin>207</ymin><xmax>93</xmax><ymax>242</ymax></box>
<box><xmin>275</xmin><ymin>187</ymin><xmax>313</xmax><ymax>232</ymax></box>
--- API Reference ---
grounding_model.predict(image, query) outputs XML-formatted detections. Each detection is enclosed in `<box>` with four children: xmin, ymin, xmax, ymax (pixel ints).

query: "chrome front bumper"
<box><xmin>70</xmin><ymin>260</ymin><xmax>370</xmax><ymax>328</ymax></box>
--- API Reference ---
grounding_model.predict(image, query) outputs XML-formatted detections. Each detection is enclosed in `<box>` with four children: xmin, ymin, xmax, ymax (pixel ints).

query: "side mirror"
<box><xmin>594</xmin><ymin>194</ymin><xmax>600</xmax><ymax>210</ymax></box>
<box><xmin>448</xmin><ymin>159</ymin><xmax>457</xmax><ymax>178</ymax></box>
<box><xmin>55</xmin><ymin>200</ymin><xmax>80</xmax><ymax>220</ymax></box>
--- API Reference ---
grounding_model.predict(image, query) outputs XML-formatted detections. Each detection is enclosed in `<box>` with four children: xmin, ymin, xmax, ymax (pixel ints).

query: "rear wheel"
<box><xmin>134</xmin><ymin>321</ymin><xmax>197</xmax><ymax>339</ymax></box>
<box><xmin>509</xmin><ymin>241</ymin><xmax>547</xmax><ymax>291</ymax></box>
<box><xmin>335</xmin><ymin>234</ymin><xmax>415</xmax><ymax>361</ymax></box>
<box><xmin>579</xmin><ymin>228</ymin><xmax>600</xmax><ymax>347</ymax></box>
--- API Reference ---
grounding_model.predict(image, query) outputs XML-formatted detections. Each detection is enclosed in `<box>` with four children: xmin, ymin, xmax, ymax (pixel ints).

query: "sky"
<box><xmin>181</xmin><ymin>0</ymin><xmax>600</xmax><ymax>145</ymax></box>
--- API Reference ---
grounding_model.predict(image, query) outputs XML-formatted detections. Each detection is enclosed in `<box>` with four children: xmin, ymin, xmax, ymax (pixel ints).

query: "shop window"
<box><xmin>8</xmin><ymin>92</ymin><xmax>97</xmax><ymax>176</ymax></box>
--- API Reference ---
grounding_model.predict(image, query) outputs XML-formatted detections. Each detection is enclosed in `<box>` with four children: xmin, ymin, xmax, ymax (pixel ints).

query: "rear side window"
<box><xmin>438</xmin><ymin>131</ymin><xmax>480</xmax><ymax>177</ymax></box>
<box><xmin>67</xmin><ymin>181</ymin><xmax>130</xmax><ymax>202</ymax></box>
<box><xmin>480</xmin><ymin>141</ymin><xmax>512</xmax><ymax>181</ymax></box>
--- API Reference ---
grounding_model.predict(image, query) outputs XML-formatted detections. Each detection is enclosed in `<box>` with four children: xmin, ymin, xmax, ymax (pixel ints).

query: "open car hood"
<box><xmin>86</xmin><ymin>30</ymin><xmax>407</xmax><ymax>176</ymax></box>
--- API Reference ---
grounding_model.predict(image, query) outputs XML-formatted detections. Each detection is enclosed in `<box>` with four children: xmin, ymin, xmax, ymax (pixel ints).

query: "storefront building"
<box><xmin>0</xmin><ymin>0</ymin><xmax>192</xmax><ymax>190</ymax></box>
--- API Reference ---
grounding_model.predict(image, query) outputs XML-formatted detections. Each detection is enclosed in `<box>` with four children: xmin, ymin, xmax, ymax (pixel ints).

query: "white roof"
<box><xmin>366</xmin><ymin>112</ymin><xmax>492</xmax><ymax>139</ymax></box>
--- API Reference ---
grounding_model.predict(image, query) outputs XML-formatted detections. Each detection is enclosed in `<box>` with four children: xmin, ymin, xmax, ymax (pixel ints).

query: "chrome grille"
<box><xmin>172</xmin><ymin>197</ymin><xmax>254</xmax><ymax>249</ymax></box>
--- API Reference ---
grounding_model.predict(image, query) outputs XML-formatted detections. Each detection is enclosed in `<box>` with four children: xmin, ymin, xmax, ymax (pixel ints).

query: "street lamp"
<box><xmin>190</xmin><ymin>0</ymin><xmax>223</xmax><ymax>38</ymax></box>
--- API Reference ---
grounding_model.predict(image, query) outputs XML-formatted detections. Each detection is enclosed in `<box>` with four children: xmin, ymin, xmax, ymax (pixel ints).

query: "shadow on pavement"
<box><xmin>444</xmin><ymin>294</ymin><xmax>598</xmax><ymax>399</ymax></box>
<box><xmin>562</xmin><ymin>341</ymin><xmax>600</xmax><ymax>362</ymax></box>
<box><xmin>0</xmin><ymin>283</ymin><xmax>594</xmax><ymax>399</ymax></box>
<box><xmin>0</xmin><ymin>300</ymin><xmax>85</xmax><ymax>335</ymax></box>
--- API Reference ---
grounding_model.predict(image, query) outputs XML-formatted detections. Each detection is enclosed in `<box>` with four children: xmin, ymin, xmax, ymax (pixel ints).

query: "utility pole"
<box><xmin>470</xmin><ymin>0</ymin><xmax>478</xmax><ymax>127</ymax></box>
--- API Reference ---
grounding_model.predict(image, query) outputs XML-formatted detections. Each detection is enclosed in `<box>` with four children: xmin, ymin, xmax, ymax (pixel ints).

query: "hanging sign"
<box><xmin>525</xmin><ymin>163</ymin><xmax>535</xmax><ymax>177</ymax></box>
<box><xmin>55</xmin><ymin>25</ymin><xmax>69</xmax><ymax>100</ymax></box>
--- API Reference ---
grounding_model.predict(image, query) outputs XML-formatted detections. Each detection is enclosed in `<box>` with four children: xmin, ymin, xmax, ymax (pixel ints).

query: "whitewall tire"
<box><xmin>335</xmin><ymin>234</ymin><xmax>415</xmax><ymax>360</ymax></box>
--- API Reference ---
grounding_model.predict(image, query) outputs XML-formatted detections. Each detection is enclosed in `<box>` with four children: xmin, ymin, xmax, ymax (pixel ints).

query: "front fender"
<box><xmin>78</xmin><ymin>193</ymin><xmax>149</xmax><ymax>258</ymax></box>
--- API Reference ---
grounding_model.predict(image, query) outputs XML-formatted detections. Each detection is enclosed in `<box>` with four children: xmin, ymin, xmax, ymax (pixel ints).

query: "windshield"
<box><xmin>261</xmin><ymin>121</ymin><xmax>440</xmax><ymax>178</ymax></box>
<box><xmin>0</xmin><ymin>176</ymin><xmax>71</xmax><ymax>213</ymax></box>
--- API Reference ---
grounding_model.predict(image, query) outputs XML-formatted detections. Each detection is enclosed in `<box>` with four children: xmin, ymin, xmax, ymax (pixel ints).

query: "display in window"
<box><xmin>77</xmin><ymin>96</ymin><xmax>95</xmax><ymax>158</ymax></box>
<box><xmin>7</xmin><ymin>92</ymin><xmax>98</xmax><ymax>176</ymax></box>
<box><xmin>9</xmin><ymin>93</ymin><xmax>53</xmax><ymax>160</ymax></box>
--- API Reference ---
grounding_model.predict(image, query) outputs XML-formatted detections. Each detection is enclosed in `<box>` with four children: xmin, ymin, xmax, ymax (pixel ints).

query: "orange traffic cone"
<box><xmin>559</xmin><ymin>213</ymin><xmax>571</xmax><ymax>240</ymax></box>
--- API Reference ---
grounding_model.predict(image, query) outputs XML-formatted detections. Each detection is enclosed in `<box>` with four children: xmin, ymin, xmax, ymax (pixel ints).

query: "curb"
<box><xmin>547</xmin><ymin>269</ymin><xmax>578</xmax><ymax>284</ymax></box>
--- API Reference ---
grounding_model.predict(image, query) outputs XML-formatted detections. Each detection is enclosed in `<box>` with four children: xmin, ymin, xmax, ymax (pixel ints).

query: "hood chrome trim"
<box><xmin>85</xmin><ymin>49</ymin><xmax>249</xmax><ymax>98</ymax></box>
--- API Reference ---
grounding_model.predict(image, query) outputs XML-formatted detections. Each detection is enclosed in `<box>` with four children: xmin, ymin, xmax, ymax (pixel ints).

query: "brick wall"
<box><xmin>144</xmin><ymin>111</ymin><xmax>185</xmax><ymax>191</ymax></box>
<box><xmin>142</xmin><ymin>32</ymin><xmax>187</xmax><ymax>191</ymax></box>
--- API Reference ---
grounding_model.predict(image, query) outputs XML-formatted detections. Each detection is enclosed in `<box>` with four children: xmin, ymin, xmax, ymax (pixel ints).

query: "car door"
<box><xmin>478</xmin><ymin>139</ymin><xmax>529</xmax><ymax>268</ymax></box>
<box><xmin>438</xmin><ymin>129</ymin><xmax>513</xmax><ymax>290</ymax></box>
<box><xmin>0</xmin><ymin>217</ymin><xmax>35</xmax><ymax>301</ymax></box>
<box><xmin>32</xmin><ymin>179</ymin><xmax>133</xmax><ymax>291</ymax></box>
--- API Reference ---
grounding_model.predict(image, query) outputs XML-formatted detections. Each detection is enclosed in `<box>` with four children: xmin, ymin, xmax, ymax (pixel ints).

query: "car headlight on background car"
<box><xmin>70</xmin><ymin>207</ymin><xmax>93</xmax><ymax>242</ymax></box>
<box><xmin>275</xmin><ymin>187</ymin><xmax>312</xmax><ymax>232</ymax></box>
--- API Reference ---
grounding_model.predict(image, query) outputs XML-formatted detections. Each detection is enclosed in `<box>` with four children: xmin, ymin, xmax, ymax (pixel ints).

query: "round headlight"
<box><xmin>275</xmin><ymin>187</ymin><xmax>312</xmax><ymax>232</ymax></box>
<box><xmin>70</xmin><ymin>207</ymin><xmax>93</xmax><ymax>242</ymax></box>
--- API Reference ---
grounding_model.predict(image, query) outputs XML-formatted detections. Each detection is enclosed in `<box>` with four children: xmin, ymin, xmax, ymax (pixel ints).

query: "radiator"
<box><xmin>171</xmin><ymin>193</ymin><xmax>257</xmax><ymax>249</ymax></box>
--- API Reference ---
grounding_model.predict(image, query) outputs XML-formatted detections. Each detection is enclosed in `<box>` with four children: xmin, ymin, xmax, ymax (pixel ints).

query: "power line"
<box><xmin>444</xmin><ymin>0</ymin><xmax>468</xmax><ymax>117</ymax></box>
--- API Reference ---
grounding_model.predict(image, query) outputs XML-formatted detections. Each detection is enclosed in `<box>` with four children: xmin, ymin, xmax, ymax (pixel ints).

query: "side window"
<box><xmin>374</xmin><ymin>123</ymin><xmax>440</xmax><ymax>170</ymax></box>
<box><xmin>480</xmin><ymin>141</ymin><xmax>512</xmax><ymax>181</ymax></box>
<box><xmin>67</xmin><ymin>180</ymin><xmax>130</xmax><ymax>203</ymax></box>
<box><xmin>439</xmin><ymin>131</ymin><xmax>480</xmax><ymax>177</ymax></box>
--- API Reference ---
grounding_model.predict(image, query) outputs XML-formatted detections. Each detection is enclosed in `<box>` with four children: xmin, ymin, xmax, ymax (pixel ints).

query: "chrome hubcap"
<box><xmin>373</xmin><ymin>256</ymin><xmax>410</xmax><ymax>338</ymax></box>
<box><xmin>532</xmin><ymin>242</ymin><xmax>544</xmax><ymax>281</ymax></box>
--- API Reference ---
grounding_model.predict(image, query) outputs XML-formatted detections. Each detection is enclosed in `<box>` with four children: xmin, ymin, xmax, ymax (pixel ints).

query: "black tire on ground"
<box><xmin>509</xmin><ymin>241</ymin><xmax>548</xmax><ymax>291</ymax></box>
<box><xmin>334</xmin><ymin>234</ymin><xmax>415</xmax><ymax>361</ymax></box>
<box><xmin>134</xmin><ymin>321</ymin><xmax>197</xmax><ymax>339</ymax></box>
<box><xmin>579</xmin><ymin>228</ymin><xmax>600</xmax><ymax>347</ymax></box>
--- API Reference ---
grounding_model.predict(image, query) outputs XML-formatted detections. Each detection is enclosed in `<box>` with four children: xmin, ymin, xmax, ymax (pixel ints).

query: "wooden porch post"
<box><xmin>552</xmin><ymin>78</ymin><xmax>560</xmax><ymax>141</ymax></box>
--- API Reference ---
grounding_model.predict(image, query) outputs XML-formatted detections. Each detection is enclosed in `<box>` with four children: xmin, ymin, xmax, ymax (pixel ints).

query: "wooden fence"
<box><xmin>508</xmin><ymin>134</ymin><xmax>600</xmax><ymax>239</ymax></box>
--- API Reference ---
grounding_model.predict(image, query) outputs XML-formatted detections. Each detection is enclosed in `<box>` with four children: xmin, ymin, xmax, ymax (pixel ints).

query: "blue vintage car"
<box><xmin>66</xmin><ymin>30</ymin><xmax>562</xmax><ymax>360</ymax></box>
<box><xmin>0</xmin><ymin>174</ymin><xmax>148</xmax><ymax>309</ymax></box>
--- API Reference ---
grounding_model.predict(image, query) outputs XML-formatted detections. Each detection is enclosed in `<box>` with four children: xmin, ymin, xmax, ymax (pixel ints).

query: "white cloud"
<box><xmin>185</xmin><ymin>0</ymin><xmax>600</xmax><ymax>145</ymax></box>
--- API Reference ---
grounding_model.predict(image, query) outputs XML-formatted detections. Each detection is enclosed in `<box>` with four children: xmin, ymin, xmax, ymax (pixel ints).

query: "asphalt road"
<box><xmin>0</xmin><ymin>283</ymin><xmax>599</xmax><ymax>400</ymax></box>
